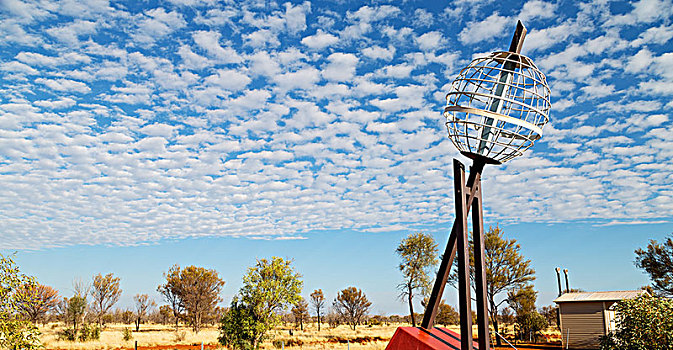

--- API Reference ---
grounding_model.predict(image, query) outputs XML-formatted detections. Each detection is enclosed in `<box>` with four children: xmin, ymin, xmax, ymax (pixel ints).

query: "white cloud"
<box><xmin>415</xmin><ymin>31</ymin><xmax>444</xmax><ymax>51</ymax></box>
<box><xmin>518</xmin><ymin>0</ymin><xmax>557</xmax><ymax>21</ymax></box>
<box><xmin>177</xmin><ymin>45</ymin><xmax>211</xmax><ymax>70</ymax></box>
<box><xmin>284</xmin><ymin>1</ymin><xmax>311</xmax><ymax>34</ymax></box>
<box><xmin>244</xmin><ymin>29</ymin><xmax>280</xmax><ymax>48</ymax></box>
<box><xmin>46</xmin><ymin>20</ymin><xmax>98</xmax><ymax>46</ymax></box>
<box><xmin>133</xmin><ymin>8</ymin><xmax>186</xmax><ymax>44</ymax></box>
<box><xmin>272</xmin><ymin>67</ymin><xmax>320</xmax><ymax>90</ymax></box>
<box><xmin>35</xmin><ymin>78</ymin><xmax>91</xmax><ymax>93</ymax></box>
<box><xmin>205</xmin><ymin>69</ymin><xmax>252</xmax><ymax>91</ymax></box>
<box><xmin>16</xmin><ymin>51</ymin><xmax>91</xmax><ymax>66</ymax></box>
<box><xmin>34</xmin><ymin>97</ymin><xmax>77</xmax><ymax>109</ymax></box>
<box><xmin>301</xmin><ymin>30</ymin><xmax>339</xmax><ymax>50</ymax></box>
<box><xmin>524</xmin><ymin>22</ymin><xmax>574</xmax><ymax>52</ymax></box>
<box><xmin>458</xmin><ymin>13</ymin><xmax>509</xmax><ymax>44</ymax></box>
<box><xmin>192</xmin><ymin>30</ymin><xmax>243</xmax><ymax>64</ymax></box>
<box><xmin>632</xmin><ymin>24</ymin><xmax>673</xmax><ymax>46</ymax></box>
<box><xmin>361</xmin><ymin>45</ymin><xmax>395</xmax><ymax>61</ymax></box>
<box><xmin>321</xmin><ymin>53</ymin><xmax>358</xmax><ymax>82</ymax></box>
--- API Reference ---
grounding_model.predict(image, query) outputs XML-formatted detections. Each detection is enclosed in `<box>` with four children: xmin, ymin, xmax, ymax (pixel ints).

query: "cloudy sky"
<box><xmin>1</xmin><ymin>0</ymin><xmax>672</xmax><ymax>314</ymax></box>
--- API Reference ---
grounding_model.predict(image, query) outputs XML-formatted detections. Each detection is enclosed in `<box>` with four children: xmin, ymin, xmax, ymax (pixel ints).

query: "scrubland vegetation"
<box><xmin>3</xmin><ymin>230</ymin><xmax>672</xmax><ymax>349</ymax></box>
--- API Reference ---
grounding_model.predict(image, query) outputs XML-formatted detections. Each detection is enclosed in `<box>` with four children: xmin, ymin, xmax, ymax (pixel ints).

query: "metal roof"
<box><xmin>553</xmin><ymin>290</ymin><xmax>648</xmax><ymax>303</ymax></box>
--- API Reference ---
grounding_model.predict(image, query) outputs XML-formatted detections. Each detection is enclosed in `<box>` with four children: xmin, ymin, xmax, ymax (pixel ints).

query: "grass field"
<box><xmin>39</xmin><ymin>322</ymin><xmax>561</xmax><ymax>350</ymax></box>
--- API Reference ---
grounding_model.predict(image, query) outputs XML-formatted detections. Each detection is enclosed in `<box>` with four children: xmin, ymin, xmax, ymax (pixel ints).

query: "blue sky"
<box><xmin>1</xmin><ymin>0</ymin><xmax>672</xmax><ymax>315</ymax></box>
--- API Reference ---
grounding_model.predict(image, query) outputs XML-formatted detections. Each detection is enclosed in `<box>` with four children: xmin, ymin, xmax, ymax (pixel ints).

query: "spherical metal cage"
<box><xmin>444</xmin><ymin>51</ymin><xmax>551</xmax><ymax>164</ymax></box>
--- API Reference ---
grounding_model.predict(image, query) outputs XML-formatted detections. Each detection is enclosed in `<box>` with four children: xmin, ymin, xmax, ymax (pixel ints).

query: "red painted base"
<box><xmin>385</xmin><ymin>327</ymin><xmax>482</xmax><ymax>350</ymax></box>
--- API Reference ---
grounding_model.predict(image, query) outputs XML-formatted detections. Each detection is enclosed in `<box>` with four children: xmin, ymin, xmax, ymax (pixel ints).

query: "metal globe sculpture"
<box><xmin>444</xmin><ymin>27</ymin><xmax>551</xmax><ymax>164</ymax></box>
<box><xmin>405</xmin><ymin>20</ymin><xmax>553</xmax><ymax>350</ymax></box>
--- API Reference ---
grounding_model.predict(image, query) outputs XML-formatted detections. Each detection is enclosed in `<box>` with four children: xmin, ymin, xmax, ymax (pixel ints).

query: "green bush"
<box><xmin>514</xmin><ymin>311</ymin><xmax>547</xmax><ymax>342</ymax></box>
<box><xmin>600</xmin><ymin>295</ymin><xmax>673</xmax><ymax>350</ymax></box>
<box><xmin>122</xmin><ymin>327</ymin><xmax>132</xmax><ymax>341</ymax></box>
<box><xmin>57</xmin><ymin>328</ymin><xmax>76</xmax><ymax>341</ymax></box>
<box><xmin>78</xmin><ymin>323</ymin><xmax>100</xmax><ymax>341</ymax></box>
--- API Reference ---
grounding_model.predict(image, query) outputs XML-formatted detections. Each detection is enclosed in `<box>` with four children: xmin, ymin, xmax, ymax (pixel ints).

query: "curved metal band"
<box><xmin>444</xmin><ymin>105</ymin><xmax>544</xmax><ymax>136</ymax></box>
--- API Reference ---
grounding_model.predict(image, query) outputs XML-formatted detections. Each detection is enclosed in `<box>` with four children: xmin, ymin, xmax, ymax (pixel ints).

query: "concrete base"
<box><xmin>385</xmin><ymin>327</ymin><xmax>482</xmax><ymax>350</ymax></box>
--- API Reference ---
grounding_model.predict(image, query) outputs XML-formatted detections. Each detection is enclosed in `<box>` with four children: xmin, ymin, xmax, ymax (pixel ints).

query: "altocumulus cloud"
<box><xmin>0</xmin><ymin>0</ymin><xmax>672</xmax><ymax>249</ymax></box>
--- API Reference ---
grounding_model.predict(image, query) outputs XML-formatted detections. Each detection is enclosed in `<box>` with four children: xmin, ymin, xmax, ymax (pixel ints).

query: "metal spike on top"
<box><xmin>444</xmin><ymin>20</ymin><xmax>551</xmax><ymax>164</ymax></box>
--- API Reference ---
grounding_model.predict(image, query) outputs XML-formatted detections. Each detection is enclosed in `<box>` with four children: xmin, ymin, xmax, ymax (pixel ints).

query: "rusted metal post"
<box><xmin>454</xmin><ymin>160</ymin><xmax>474</xmax><ymax>350</ymax></box>
<box><xmin>472</xmin><ymin>179</ymin><xmax>490</xmax><ymax>350</ymax></box>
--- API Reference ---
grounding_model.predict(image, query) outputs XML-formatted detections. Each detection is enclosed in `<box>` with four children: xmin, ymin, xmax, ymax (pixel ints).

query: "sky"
<box><xmin>1</xmin><ymin>0</ymin><xmax>672</xmax><ymax>316</ymax></box>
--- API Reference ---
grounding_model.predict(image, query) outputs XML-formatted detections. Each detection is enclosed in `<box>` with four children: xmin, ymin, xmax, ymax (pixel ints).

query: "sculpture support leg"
<box><xmin>421</xmin><ymin>158</ymin><xmax>484</xmax><ymax>330</ymax></box>
<box><xmin>455</xmin><ymin>160</ymin><xmax>474</xmax><ymax>350</ymax></box>
<box><xmin>472</xmin><ymin>183</ymin><xmax>491</xmax><ymax>350</ymax></box>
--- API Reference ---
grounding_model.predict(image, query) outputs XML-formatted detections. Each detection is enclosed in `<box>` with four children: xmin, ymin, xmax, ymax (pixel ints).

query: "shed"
<box><xmin>553</xmin><ymin>290</ymin><xmax>648</xmax><ymax>349</ymax></box>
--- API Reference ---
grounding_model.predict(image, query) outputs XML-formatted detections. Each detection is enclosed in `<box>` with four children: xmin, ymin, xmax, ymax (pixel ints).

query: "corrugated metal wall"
<box><xmin>559</xmin><ymin>302</ymin><xmax>605</xmax><ymax>349</ymax></box>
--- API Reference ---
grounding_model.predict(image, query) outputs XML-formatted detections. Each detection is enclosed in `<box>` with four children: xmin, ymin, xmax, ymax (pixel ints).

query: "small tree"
<box><xmin>539</xmin><ymin>305</ymin><xmax>557</xmax><ymax>328</ymax></box>
<box><xmin>91</xmin><ymin>273</ymin><xmax>122</xmax><ymax>326</ymax></box>
<box><xmin>600</xmin><ymin>295</ymin><xmax>673</xmax><ymax>350</ymax></box>
<box><xmin>333</xmin><ymin>287</ymin><xmax>371</xmax><ymax>330</ymax></box>
<box><xmin>635</xmin><ymin>233</ymin><xmax>673</xmax><ymax>296</ymax></box>
<box><xmin>219</xmin><ymin>298</ymin><xmax>265</xmax><ymax>350</ymax></box>
<box><xmin>310</xmin><ymin>289</ymin><xmax>325</xmax><ymax>331</ymax></box>
<box><xmin>157</xmin><ymin>264</ymin><xmax>184</xmax><ymax>331</ymax></box>
<box><xmin>435</xmin><ymin>302</ymin><xmax>459</xmax><ymax>326</ymax></box>
<box><xmin>291</xmin><ymin>298</ymin><xmax>310</xmax><ymax>331</ymax></box>
<box><xmin>158</xmin><ymin>305</ymin><xmax>174</xmax><ymax>325</ymax></box>
<box><xmin>65</xmin><ymin>295</ymin><xmax>87</xmax><ymax>338</ymax></box>
<box><xmin>508</xmin><ymin>285</ymin><xmax>547</xmax><ymax>342</ymax></box>
<box><xmin>16</xmin><ymin>283</ymin><xmax>60</xmax><ymax>325</ymax></box>
<box><xmin>219</xmin><ymin>257</ymin><xmax>303</xmax><ymax>349</ymax></box>
<box><xmin>396</xmin><ymin>232</ymin><xmax>438</xmax><ymax>327</ymax></box>
<box><xmin>157</xmin><ymin>265</ymin><xmax>224</xmax><ymax>333</ymax></box>
<box><xmin>133</xmin><ymin>294</ymin><xmax>156</xmax><ymax>331</ymax></box>
<box><xmin>0</xmin><ymin>254</ymin><xmax>41</xmax><ymax>350</ymax></box>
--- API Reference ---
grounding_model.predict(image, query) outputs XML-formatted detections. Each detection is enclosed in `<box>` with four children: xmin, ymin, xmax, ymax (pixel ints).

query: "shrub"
<box><xmin>174</xmin><ymin>330</ymin><xmax>186</xmax><ymax>342</ymax></box>
<box><xmin>514</xmin><ymin>311</ymin><xmax>547</xmax><ymax>342</ymax></box>
<box><xmin>600</xmin><ymin>295</ymin><xmax>673</xmax><ymax>350</ymax></box>
<box><xmin>122</xmin><ymin>327</ymin><xmax>132</xmax><ymax>341</ymax></box>
<box><xmin>82</xmin><ymin>323</ymin><xmax>100</xmax><ymax>341</ymax></box>
<box><xmin>57</xmin><ymin>328</ymin><xmax>76</xmax><ymax>341</ymax></box>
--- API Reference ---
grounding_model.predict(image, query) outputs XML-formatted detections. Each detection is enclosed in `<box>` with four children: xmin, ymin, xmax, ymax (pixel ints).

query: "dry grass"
<box><xmin>40</xmin><ymin>323</ymin><xmax>220</xmax><ymax>350</ymax></box>
<box><xmin>40</xmin><ymin>322</ymin><xmax>561</xmax><ymax>350</ymax></box>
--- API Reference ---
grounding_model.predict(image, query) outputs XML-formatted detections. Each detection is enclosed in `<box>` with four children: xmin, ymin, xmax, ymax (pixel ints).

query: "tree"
<box><xmin>508</xmin><ymin>285</ymin><xmax>547</xmax><ymax>342</ymax></box>
<box><xmin>635</xmin><ymin>233</ymin><xmax>673</xmax><ymax>296</ymax></box>
<box><xmin>539</xmin><ymin>305</ymin><xmax>557</xmax><ymax>328</ymax></box>
<box><xmin>600</xmin><ymin>295</ymin><xmax>673</xmax><ymax>350</ymax></box>
<box><xmin>157</xmin><ymin>264</ymin><xmax>185</xmax><ymax>330</ymax></box>
<box><xmin>158</xmin><ymin>305</ymin><xmax>174</xmax><ymax>325</ymax></box>
<box><xmin>435</xmin><ymin>302</ymin><xmax>459</xmax><ymax>326</ymax></box>
<box><xmin>65</xmin><ymin>295</ymin><xmax>87</xmax><ymax>338</ymax></box>
<box><xmin>291</xmin><ymin>298</ymin><xmax>310</xmax><ymax>331</ymax></box>
<box><xmin>181</xmin><ymin>266</ymin><xmax>224</xmax><ymax>333</ymax></box>
<box><xmin>396</xmin><ymin>232</ymin><xmax>438</xmax><ymax>327</ymax></box>
<box><xmin>0</xmin><ymin>254</ymin><xmax>41</xmax><ymax>350</ymax></box>
<box><xmin>133</xmin><ymin>294</ymin><xmax>156</xmax><ymax>331</ymax></box>
<box><xmin>310</xmin><ymin>289</ymin><xmax>325</xmax><ymax>331</ymax></box>
<box><xmin>91</xmin><ymin>273</ymin><xmax>122</xmax><ymax>326</ymax></box>
<box><xmin>449</xmin><ymin>225</ymin><xmax>535</xmax><ymax>346</ymax></box>
<box><xmin>16</xmin><ymin>283</ymin><xmax>60</xmax><ymax>325</ymax></box>
<box><xmin>157</xmin><ymin>265</ymin><xmax>224</xmax><ymax>333</ymax></box>
<box><xmin>219</xmin><ymin>257</ymin><xmax>303</xmax><ymax>349</ymax></box>
<box><xmin>219</xmin><ymin>298</ymin><xmax>265</xmax><ymax>350</ymax></box>
<box><xmin>333</xmin><ymin>287</ymin><xmax>371</xmax><ymax>330</ymax></box>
